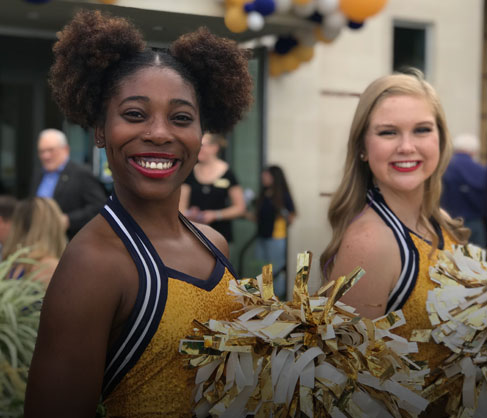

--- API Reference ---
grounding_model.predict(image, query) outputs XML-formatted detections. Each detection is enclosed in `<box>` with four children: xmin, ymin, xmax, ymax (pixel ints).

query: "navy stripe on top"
<box><xmin>100</xmin><ymin>193</ymin><xmax>236</xmax><ymax>397</ymax></box>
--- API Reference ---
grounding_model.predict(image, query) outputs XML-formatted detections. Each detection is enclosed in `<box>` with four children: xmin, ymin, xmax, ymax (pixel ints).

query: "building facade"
<box><xmin>0</xmin><ymin>0</ymin><xmax>484</xmax><ymax>293</ymax></box>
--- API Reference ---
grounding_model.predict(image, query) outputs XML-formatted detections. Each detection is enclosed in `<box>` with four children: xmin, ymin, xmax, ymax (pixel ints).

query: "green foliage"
<box><xmin>0</xmin><ymin>248</ymin><xmax>45</xmax><ymax>418</ymax></box>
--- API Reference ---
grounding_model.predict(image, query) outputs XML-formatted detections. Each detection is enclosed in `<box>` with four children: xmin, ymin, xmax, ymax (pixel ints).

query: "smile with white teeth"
<box><xmin>393</xmin><ymin>161</ymin><xmax>419</xmax><ymax>168</ymax></box>
<box><xmin>134</xmin><ymin>157</ymin><xmax>175</xmax><ymax>170</ymax></box>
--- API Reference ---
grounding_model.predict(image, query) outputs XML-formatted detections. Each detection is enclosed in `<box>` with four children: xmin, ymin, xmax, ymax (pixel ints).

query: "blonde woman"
<box><xmin>2</xmin><ymin>197</ymin><xmax>67</xmax><ymax>284</ymax></box>
<box><xmin>321</xmin><ymin>69</ymin><xmax>468</xmax><ymax>373</ymax></box>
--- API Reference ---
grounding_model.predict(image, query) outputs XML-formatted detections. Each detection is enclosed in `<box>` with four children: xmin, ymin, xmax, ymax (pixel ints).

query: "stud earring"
<box><xmin>359</xmin><ymin>152</ymin><xmax>365</xmax><ymax>160</ymax></box>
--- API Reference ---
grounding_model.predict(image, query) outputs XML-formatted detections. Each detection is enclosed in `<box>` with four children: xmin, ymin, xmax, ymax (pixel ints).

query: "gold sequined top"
<box><xmin>104</xmin><ymin>267</ymin><xmax>240</xmax><ymax>417</ymax></box>
<box><xmin>394</xmin><ymin>231</ymin><xmax>455</xmax><ymax>371</ymax></box>
<box><xmin>100</xmin><ymin>194</ymin><xmax>241</xmax><ymax>418</ymax></box>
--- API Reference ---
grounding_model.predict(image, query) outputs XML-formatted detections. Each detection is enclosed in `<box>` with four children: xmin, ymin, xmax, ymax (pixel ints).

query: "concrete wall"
<box><xmin>266</xmin><ymin>0</ymin><xmax>484</xmax><ymax>295</ymax></box>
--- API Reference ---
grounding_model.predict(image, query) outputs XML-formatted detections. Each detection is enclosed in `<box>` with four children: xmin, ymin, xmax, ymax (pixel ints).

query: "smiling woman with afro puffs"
<box><xmin>24</xmin><ymin>9</ymin><xmax>253</xmax><ymax>418</ymax></box>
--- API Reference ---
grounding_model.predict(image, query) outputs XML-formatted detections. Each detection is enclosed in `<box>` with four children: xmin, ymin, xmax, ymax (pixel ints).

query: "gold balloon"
<box><xmin>225</xmin><ymin>0</ymin><xmax>247</xmax><ymax>5</ymax></box>
<box><xmin>313</xmin><ymin>26</ymin><xmax>334</xmax><ymax>43</ymax></box>
<box><xmin>224</xmin><ymin>6</ymin><xmax>248</xmax><ymax>33</ymax></box>
<box><xmin>292</xmin><ymin>45</ymin><xmax>315</xmax><ymax>62</ymax></box>
<box><xmin>293</xmin><ymin>0</ymin><xmax>313</xmax><ymax>5</ymax></box>
<box><xmin>269</xmin><ymin>53</ymin><xmax>283</xmax><ymax>77</ymax></box>
<box><xmin>282</xmin><ymin>52</ymin><xmax>300</xmax><ymax>72</ymax></box>
<box><xmin>339</xmin><ymin>0</ymin><xmax>388</xmax><ymax>22</ymax></box>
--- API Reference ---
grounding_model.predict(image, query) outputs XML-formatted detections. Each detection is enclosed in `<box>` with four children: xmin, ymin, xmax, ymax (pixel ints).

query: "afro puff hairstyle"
<box><xmin>49</xmin><ymin>9</ymin><xmax>253</xmax><ymax>134</ymax></box>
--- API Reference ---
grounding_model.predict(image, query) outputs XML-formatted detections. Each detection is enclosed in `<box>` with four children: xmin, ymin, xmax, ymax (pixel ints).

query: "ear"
<box><xmin>94</xmin><ymin>125</ymin><xmax>106</xmax><ymax>148</ymax></box>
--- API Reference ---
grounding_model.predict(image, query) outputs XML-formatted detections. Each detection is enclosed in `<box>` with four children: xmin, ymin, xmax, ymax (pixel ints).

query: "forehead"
<box><xmin>370</xmin><ymin>94</ymin><xmax>435</xmax><ymax>123</ymax></box>
<box><xmin>39</xmin><ymin>134</ymin><xmax>62</xmax><ymax>149</ymax></box>
<box><xmin>116</xmin><ymin>67</ymin><xmax>197</xmax><ymax>105</ymax></box>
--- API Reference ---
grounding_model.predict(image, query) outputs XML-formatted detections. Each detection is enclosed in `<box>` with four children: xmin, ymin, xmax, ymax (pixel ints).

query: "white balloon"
<box><xmin>316</xmin><ymin>0</ymin><xmax>339</xmax><ymax>15</ymax></box>
<box><xmin>294</xmin><ymin>28</ymin><xmax>316</xmax><ymax>47</ymax></box>
<box><xmin>247</xmin><ymin>11</ymin><xmax>265</xmax><ymax>31</ymax></box>
<box><xmin>321</xmin><ymin>23</ymin><xmax>341</xmax><ymax>41</ymax></box>
<box><xmin>275</xmin><ymin>0</ymin><xmax>293</xmax><ymax>14</ymax></box>
<box><xmin>324</xmin><ymin>10</ymin><xmax>346</xmax><ymax>31</ymax></box>
<box><xmin>292</xmin><ymin>1</ymin><xmax>316</xmax><ymax>18</ymax></box>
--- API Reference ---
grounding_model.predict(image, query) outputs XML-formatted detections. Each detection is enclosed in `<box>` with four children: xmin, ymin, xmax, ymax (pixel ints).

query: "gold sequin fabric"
<box><xmin>393</xmin><ymin>230</ymin><xmax>455</xmax><ymax>371</ymax></box>
<box><xmin>104</xmin><ymin>268</ymin><xmax>241</xmax><ymax>417</ymax></box>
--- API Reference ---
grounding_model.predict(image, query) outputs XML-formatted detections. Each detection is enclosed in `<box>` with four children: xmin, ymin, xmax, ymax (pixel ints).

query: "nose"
<box><xmin>397</xmin><ymin>133</ymin><xmax>415</xmax><ymax>153</ymax></box>
<box><xmin>143</xmin><ymin>116</ymin><xmax>174</xmax><ymax>144</ymax></box>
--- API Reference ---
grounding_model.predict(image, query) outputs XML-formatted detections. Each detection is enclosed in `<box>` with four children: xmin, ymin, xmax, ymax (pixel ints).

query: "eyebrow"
<box><xmin>119</xmin><ymin>96</ymin><xmax>150</xmax><ymax>106</ymax></box>
<box><xmin>119</xmin><ymin>96</ymin><xmax>197</xmax><ymax>111</ymax></box>
<box><xmin>373</xmin><ymin>120</ymin><xmax>435</xmax><ymax>129</ymax></box>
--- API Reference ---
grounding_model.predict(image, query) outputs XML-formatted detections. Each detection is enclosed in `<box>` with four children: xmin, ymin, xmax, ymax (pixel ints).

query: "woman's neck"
<box><xmin>379</xmin><ymin>187</ymin><xmax>426</xmax><ymax>234</ymax></box>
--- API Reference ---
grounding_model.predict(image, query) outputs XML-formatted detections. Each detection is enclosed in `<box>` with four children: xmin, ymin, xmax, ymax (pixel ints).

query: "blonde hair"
<box><xmin>321</xmin><ymin>69</ymin><xmax>468</xmax><ymax>277</ymax></box>
<box><xmin>204</xmin><ymin>133</ymin><xmax>228</xmax><ymax>149</ymax></box>
<box><xmin>2</xmin><ymin>197</ymin><xmax>67</xmax><ymax>263</ymax></box>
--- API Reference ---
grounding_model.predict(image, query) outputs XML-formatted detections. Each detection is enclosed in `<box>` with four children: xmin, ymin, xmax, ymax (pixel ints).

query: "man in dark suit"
<box><xmin>31</xmin><ymin>129</ymin><xmax>107</xmax><ymax>240</ymax></box>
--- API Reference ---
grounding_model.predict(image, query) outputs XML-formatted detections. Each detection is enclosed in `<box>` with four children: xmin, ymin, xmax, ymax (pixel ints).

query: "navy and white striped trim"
<box><xmin>100</xmin><ymin>195</ymin><xmax>168</xmax><ymax>398</ymax></box>
<box><xmin>366</xmin><ymin>188</ymin><xmax>419</xmax><ymax>313</ymax></box>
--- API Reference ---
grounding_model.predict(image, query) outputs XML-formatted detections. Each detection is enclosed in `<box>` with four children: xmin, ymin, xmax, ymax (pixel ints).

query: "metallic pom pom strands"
<box><xmin>180</xmin><ymin>252</ymin><xmax>429</xmax><ymax>417</ymax></box>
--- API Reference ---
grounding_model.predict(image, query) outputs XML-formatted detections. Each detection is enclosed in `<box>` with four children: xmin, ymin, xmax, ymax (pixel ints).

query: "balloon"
<box><xmin>348</xmin><ymin>20</ymin><xmax>364</xmax><ymax>29</ymax></box>
<box><xmin>321</xmin><ymin>24</ymin><xmax>341</xmax><ymax>41</ymax></box>
<box><xmin>339</xmin><ymin>0</ymin><xmax>387</xmax><ymax>22</ymax></box>
<box><xmin>254</xmin><ymin>0</ymin><xmax>276</xmax><ymax>16</ymax></box>
<box><xmin>269</xmin><ymin>53</ymin><xmax>284</xmax><ymax>77</ymax></box>
<box><xmin>307</xmin><ymin>12</ymin><xmax>324</xmax><ymax>24</ymax></box>
<box><xmin>275</xmin><ymin>0</ymin><xmax>293</xmax><ymax>13</ymax></box>
<box><xmin>281</xmin><ymin>52</ymin><xmax>300</xmax><ymax>71</ymax></box>
<box><xmin>292</xmin><ymin>0</ymin><xmax>313</xmax><ymax>4</ymax></box>
<box><xmin>244</xmin><ymin>2</ymin><xmax>255</xmax><ymax>12</ymax></box>
<box><xmin>224</xmin><ymin>7</ymin><xmax>248</xmax><ymax>33</ymax></box>
<box><xmin>316</xmin><ymin>0</ymin><xmax>339</xmax><ymax>14</ymax></box>
<box><xmin>313</xmin><ymin>25</ymin><xmax>337</xmax><ymax>43</ymax></box>
<box><xmin>294</xmin><ymin>28</ymin><xmax>316</xmax><ymax>46</ymax></box>
<box><xmin>293</xmin><ymin>1</ymin><xmax>316</xmax><ymax>17</ymax></box>
<box><xmin>323</xmin><ymin>10</ymin><xmax>346</xmax><ymax>31</ymax></box>
<box><xmin>225</xmin><ymin>0</ymin><xmax>248</xmax><ymax>5</ymax></box>
<box><xmin>247</xmin><ymin>11</ymin><xmax>265</xmax><ymax>31</ymax></box>
<box><xmin>274</xmin><ymin>35</ymin><xmax>298</xmax><ymax>54</ymax></box>
<box><xmin>292</xmin><ymin>44</ymin><xmax>315</xmax><ymax>62</ymax></box>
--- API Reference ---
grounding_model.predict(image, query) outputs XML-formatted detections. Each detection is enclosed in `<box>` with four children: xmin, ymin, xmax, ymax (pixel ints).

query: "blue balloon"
<box><xmin>244</xmin><ymin>2</ymin><xmax>255</xmax><ymax>13</ymax></box>
<box><xmin>274</xmin><ymin>35</ymin><xmax>298</xmax><ymax>55</ymax></box>
<box><xmin>307</xmin><ymin>12</ymin><xmax>324</xmax><ymax>24</ymax></box>
<box><xmin>254</xmin><ymin>0</ymin><xmax>275</xmax><ymax>16</ymax></box>
<box><xmin>348</xmin><ymin>20</ymin><xmax>364</xmax><ymax>30</ymax></box>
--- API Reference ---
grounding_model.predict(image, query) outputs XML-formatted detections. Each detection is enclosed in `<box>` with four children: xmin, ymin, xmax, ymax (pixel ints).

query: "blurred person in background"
<box><xmin>180</xmin><ymin>133</ymin><xmax>246</xmax><ymax>245</ymax></box>
<box><xmin>2</xmin><ymin>197</ymin><xmax>67</xmax><ymax>284</ymax></box>
<box><xmin>441</xmin><ymin>133</ymin><xmax>487</xmax><ymax>247</ymax></box>
<box><xmin>31</xmin><ymin>128</ymin><xmax>107</xmax><ymax>240</ymax></box>
<box><xmin>253</xmin><ymin>165</ymin><xmax>296</xmax><ymax>300</ymax></box>
<box><xmin>0</xmin><ymin>195</ymin><xmax>17</xmax><ymax>258</ymax></box>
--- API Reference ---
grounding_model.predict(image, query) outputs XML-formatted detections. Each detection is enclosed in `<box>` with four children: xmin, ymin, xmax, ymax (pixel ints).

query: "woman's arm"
<box><xmin>24</xmin><ymin>238</ymin><xmax>124</xmax><ymax>418</ymax></box>
<box><xmin>329</xmin><ymin>218</ymin><xmax>401</xmax><ymax>319</ymax></box>
<box><xmin>201</xmin><ymin>185</ymin><xmax>246</xmax><ymax>224</ymax></box>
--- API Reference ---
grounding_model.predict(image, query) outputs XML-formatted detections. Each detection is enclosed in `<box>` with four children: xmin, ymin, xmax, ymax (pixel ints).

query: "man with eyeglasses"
<box><xmin>31</xmin><ymin>129</ymin><xmax>107</xmax><ymax>240</ymax></box>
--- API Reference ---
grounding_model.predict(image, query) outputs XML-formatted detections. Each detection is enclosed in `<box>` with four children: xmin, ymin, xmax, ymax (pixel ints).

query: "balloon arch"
<box><xmin>23</xmin><ymin>0</ymin><xmax>388</xmax><ymax>77</ymax></box>
<box><xmin>224</xmin><ymin>0</ymin><xmax>388</xmax><ymax>77</ymax></box>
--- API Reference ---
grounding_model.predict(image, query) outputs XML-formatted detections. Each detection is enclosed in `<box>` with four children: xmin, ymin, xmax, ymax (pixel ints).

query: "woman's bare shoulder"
<box><xmin>192</xmin><ymin>222</ymin><xmax>229</xmax><ymax>258</ymax></box>
<box><xmin>342</xmin><ymin>209</ymin><xmax>395</xmax><ymax>251</ymax></box>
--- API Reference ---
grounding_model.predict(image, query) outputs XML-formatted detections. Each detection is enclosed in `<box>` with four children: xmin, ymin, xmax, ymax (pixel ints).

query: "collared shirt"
<box><xmin>36</xmin><ymin>160</ymin><xmax>68</xmax><ymax>198</ymax></box>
